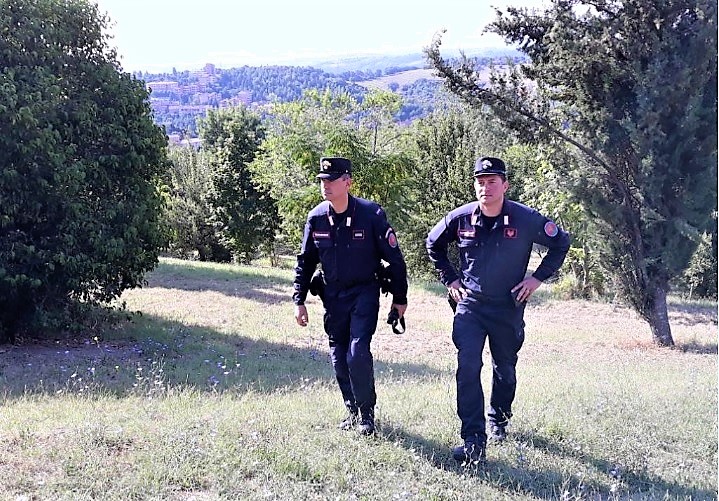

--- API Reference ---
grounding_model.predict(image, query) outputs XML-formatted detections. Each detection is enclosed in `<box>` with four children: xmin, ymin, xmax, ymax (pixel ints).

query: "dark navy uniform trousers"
<box><xmin>323</xmin><ymin>281</ymin><xmax>380</xmax><ymax>416</ymax></box>
<box><xmin>453</xmin><ymin>293</ymin><xmax>525</xmax><ymax>440</ymax></box>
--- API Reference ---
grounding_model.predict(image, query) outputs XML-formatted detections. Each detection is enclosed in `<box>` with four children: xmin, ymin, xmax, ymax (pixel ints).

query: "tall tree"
<box><xmin>403</xmin><ymin>105</ymin><xmax>507</xmax><ymax>276</ymax></box>
<box><xmin>164</xmin><ymin>147</ymin><xmax>226</xmax><ymax>261</ymax></box>
<box><xmin>198</xmin><ymin>106</ymin><xmax>274</xmax><ymax>264</ymax></box>
<box><xmin>0</xmin><ymin>0</ymin><xmax>169</xmax><ymax>341</ymax></box>
<box><xmin>427</xmin><ymin>0</ymin><xmax>717</xmax><ymax>346</ymax></box>
<box><xmin>251</xmin><ymin>89</ymin><xmax>413</xmax><ymax>251</ymax></box>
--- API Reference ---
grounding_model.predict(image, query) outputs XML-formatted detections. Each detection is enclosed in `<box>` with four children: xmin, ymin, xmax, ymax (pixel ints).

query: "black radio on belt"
<box><xmin>309</xmin><ymin>269</ymin><xmax>326</xmax><ymax>300</ymax></box>
<box><xmin>376</xmin><ymin>262</ymin><xmax>393</xmax><ymax>295</ymax></box>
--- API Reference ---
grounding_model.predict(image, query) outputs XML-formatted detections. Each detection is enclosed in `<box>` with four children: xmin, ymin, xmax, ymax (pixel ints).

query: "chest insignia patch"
<box><xmin>504</xmin><ymin>228</ymin><xmax>518</xmax><ymax>239</ymax></box>
<box><xmin>544</xmin><ymin>221</ymin><xmax>559</xmax><ymax>237</ymax></box>
<box><xmin>312</xmin><ymin>231</ymin><xmax>330</xmax><ymax>239</ymax></box>
<box><xmin>352</xmin><ymin>230</ymin><xmax>365</xmax><ymax>240</ymax></box>
<box><xmin>458</xmin><ymin>229</ymin><xmax>476</xmax><ymax>238</ymax></box>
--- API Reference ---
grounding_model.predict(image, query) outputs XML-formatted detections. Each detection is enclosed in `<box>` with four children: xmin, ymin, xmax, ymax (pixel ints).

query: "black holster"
<box><xmin>309</xmin><ymin>269</ymin><xmax>325</xmax><ymax>300</ymax></box>
<box><xmin>376</xmin><ymin>263</ymin><xmax>393</xmax><ymax>296</ymax></box>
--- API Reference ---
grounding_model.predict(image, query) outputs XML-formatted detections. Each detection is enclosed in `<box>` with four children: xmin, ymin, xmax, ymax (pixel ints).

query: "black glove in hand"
<box><xmin>386</xmin><ymin>307</ymin><xmax>406</xmax><ymax>334</ymax></box>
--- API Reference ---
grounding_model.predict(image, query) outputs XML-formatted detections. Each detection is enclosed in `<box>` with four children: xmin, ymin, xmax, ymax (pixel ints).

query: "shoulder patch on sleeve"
<box><xmin>385</xmin><ymin>227</ymin><xmax>398</xmax><ymax>248</ymax></box>
<box><xmin>544</xmin><ymin>221</ymin><xmax>559</xmax><ymax>237</ymax></box>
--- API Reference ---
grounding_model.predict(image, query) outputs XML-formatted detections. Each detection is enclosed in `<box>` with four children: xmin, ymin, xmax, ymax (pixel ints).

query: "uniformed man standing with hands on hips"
<box><xmin>426</xmin><ymin>156</ymin><xmax>570</xmax><ymax>463</ymax></box>
<box><xmin>293</xmin><ymin>157</ymin><xmax>408</xmax><ymax>436</ymax></box>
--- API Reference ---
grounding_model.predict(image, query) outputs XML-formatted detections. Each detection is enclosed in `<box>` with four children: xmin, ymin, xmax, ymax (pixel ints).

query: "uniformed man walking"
<box><xmin>293</xmin><ymin>157</ymin><xmax>408</xmax><ymax>436</ymax></box>
<box><xmin>426</xmin><ymin>156</ymin><xmax>570</xmax><ymax>463</ymax></box>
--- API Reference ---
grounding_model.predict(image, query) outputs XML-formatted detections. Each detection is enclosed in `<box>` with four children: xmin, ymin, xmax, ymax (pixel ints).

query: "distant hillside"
<box><xmin>356</xmin><ymin>68</ymin><xmax>439</xmax><ymax>91</ymax></box>
<box><xmin>310</xmin><ymin>53</ymin><xmax>429</xmax><ymax>74</ymax></box>
<box><xmin>140</xmin><ymin>48</ymin><xmax>526</xmax><ymax>137</ymax></box>
<box><xmin>310</xmin><ymin>47</ymin><xmax>522</xmax><ymax>74</ymax></box>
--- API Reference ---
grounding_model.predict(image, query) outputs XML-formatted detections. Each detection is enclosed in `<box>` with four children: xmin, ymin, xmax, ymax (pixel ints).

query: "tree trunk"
<box><xmin>647</xmin><ymin>285</ymin><xmax>674</xmax><ymax>347</ymax></box>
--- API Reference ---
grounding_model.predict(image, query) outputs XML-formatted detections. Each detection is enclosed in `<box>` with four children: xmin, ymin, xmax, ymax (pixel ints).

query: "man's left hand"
<box><xmin>392</xmin><ymin>303</ymin><xmax>407</xmax><ymax>319</ymax></box>
<box><xmin>511</xmin><ymin>276</ymin><xmax>542</xmax><ymax>303</ymax></box>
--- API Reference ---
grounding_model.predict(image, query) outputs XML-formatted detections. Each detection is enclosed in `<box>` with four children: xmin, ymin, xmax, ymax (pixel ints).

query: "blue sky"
<box><xmin>93</xmin><ymin>0</ymin><xmax>548</xmax><ymax>72</ymax></box>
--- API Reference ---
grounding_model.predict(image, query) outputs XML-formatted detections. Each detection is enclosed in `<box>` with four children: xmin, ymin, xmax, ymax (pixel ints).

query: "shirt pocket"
<box><xmin>457</xmin><ymin>236</ymin><xmax>481</xmax><ymax>270</ymax></box>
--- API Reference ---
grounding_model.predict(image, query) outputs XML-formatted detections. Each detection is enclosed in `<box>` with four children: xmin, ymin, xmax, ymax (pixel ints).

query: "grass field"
<box><xmin>1</xmin><ymin>257</ymin><xmax>716</xmax><ymax>500</ymax></box>
<box><xmin>357</xmin><ymin>68</ymin><xmax>440</xmax><ymax>91</ymax></box>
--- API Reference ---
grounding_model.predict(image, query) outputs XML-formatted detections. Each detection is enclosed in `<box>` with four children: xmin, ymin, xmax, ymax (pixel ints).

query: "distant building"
<box><xmin>168</xmin><ymin>104</ymin><xmax>212</xmax><ymax>113</ymax></box>
<box><xmin>182</xmin><ymin>83</ymin><xmax>201</xmax><ymax>94</ymax></box>
<box><xmin>147</xmin><ymin>81</ymin><xmax>179</xmax><ymax>93</ymax></box>
<box><xmin>193</xmin><ymin>92</ymin><xmax>220</xmax><ymax>105</ymax></box>
<box><xmin>149</xmin><ymin>98</ymin><xmax>172</xmax><ymax>113</ymax></box>
<box><xmin>179</xmin><ymin>138</ymin><xmax>202</xmax><ymax>150</ymax></box>
<box><xmin>220</xmin><ymin>90</ymin><xmax>252</xmax><ymax>108</ymax></box>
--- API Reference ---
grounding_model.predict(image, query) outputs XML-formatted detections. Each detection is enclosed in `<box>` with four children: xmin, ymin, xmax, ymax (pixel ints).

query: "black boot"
<box><xmin>489</xmin><ymin>423</ymin><xmax>507</xmax><ymax>442</ymax></box>
<box><xmin>452</xmin><ymin>437</ymin><xmax>486</xmax><ymax>464</ymax></box>
<box><xmin>358</xmin><ymin>408</ymin><xmax>375</xmax><ymax>436</ymax></box>
<box><xmin>338</xmin><ymin>408</ymin><xmax>359</xmax><ymax>431</ymax></box>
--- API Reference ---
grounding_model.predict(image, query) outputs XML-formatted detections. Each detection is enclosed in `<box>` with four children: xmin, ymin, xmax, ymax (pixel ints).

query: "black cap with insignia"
<box><xmin>317</xmin><ymin>157</ymin><xmax>352</xmax><ymax>180</ymax></box>
<box><xmin>473</xmin><ymin>156</ymin><xmax>506</xmax><ymax>178</ymax></box>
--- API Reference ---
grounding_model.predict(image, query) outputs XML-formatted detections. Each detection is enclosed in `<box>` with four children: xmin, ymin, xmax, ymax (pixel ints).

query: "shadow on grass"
<box><xmin>377</xmin><ymin>424</ymin><xmax>715</xmax><ymax>499</ymax></box>
<box><xmin>675</xmin><ymin>340</ymin><xmax>718</xmax><ymax>355</ymax></box>
<box><xmin>0</xmin><ymin>312</ymin><xmax>444</xmax><ymax>401</ymax></box>
<box><xmin>142</xmin><ymin>259</ymin><xmax>294</xmax><ymax>305</ymax></box>
<box><xmin>667</xmin><ymin>302</ymin><xmax>718</xmax><ymax>328</ymax></box>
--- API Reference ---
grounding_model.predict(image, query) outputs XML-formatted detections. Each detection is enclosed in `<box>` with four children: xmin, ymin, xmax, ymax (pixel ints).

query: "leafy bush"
<box><xmin>163</xmin><ymin>147</ymin><xmax>230</xmax><ymax>261</ymax></box>
<box><xmin>673</xmin><ymin>231</ymin><xmax>718</xmax><ymax>300</ymax></box>
<box><xmin>552</xmin><ymin>247</ymin><xmax>606</xmax><ymax>300</ymax></box>
<box><xmin>199</xmin><ymin>107</ymin><xmax>275</xmax><ymax>264</ymax></box>
<box><xmin>0</xmin><ymin>0</ymin><xmax>169</xmax><ymax>341</ymax></box>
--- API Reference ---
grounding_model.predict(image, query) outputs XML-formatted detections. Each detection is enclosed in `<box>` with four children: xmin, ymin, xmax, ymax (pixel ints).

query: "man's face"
<box><xmin>320</xmin><ymin>175</ymin><xmax>351</xmax><ymax>202</ymax></box>
<box><xmin>474</xmin><ymin>174</ymin><xmax>508</xmax><ymax>206</ymax></box>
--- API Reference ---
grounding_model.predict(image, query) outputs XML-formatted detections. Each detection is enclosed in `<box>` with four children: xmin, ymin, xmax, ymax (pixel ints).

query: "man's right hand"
<box><xmin>295</xmin><ymin>304</ymin><xmax>309</xmax><ymax>327</ymax></box>
<box><xmin>447</xmin><ymin>280</ymin><xmax>469</xmax><ymax>304</ymax></box>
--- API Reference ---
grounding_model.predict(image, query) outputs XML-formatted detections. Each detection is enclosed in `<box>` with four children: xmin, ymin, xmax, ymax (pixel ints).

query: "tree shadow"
<box><xmin>675</xmin><ymin>340</ymin><xmax>718</xmax><ymax>355</ymax></box>
<box><xmin>667</xmin><ymin>302</ymin><xmax>718</xmax><ymax>327</ymax></box>
<box><xmin>0</xmin><ymin>312</ymin><xmax>444</xmax><ymax>400</ymax></box>
<box><xmin>140</xmin><ymin>259</ymin><xmax>295</xmax><ymax>305</ymax></box>
<box><xmin>377</xmin><ymin>423</ymin><xmax>716</xmax><ymax>499</ymax></box>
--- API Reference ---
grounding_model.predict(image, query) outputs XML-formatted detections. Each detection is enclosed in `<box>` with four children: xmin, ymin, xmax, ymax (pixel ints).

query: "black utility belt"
<box><xmin>326</xmin><ymin>278</ymin><xmax>378</xmax><ymax>291</ymax></box>
<box><xmin>468</xmin><ymin>291</ymin><xmax>516</xmax><ymax>306</ymax></box>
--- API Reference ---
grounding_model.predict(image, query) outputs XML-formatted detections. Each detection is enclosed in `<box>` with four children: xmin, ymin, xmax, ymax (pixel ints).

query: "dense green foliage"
<box><xmin>215</xmin><ymin>66</ymin><xmax>366</xmax><ymax>103</ymax></box>
<box><xmin>163</xmin><ymin>147</ymin><xmax>223</xmax><ymax>260</ymax></box>
<box><xmin>0</xmin><ymin>0</ymin><xmax>169</xmax><ymax>341</ymax></box>
<box><xmin>403</xmin><ymin>107</ymin><xmax>501</xmax><ymax>276</ymax></box>
<box><xmin>198</xmin><ymin>107</ymin><xmax>274</xmax><ymax>264</ymax></box>
<box><xmin>427</xmin><ymin>0</ymin><xmax>718</xmax><ymax>345</ymax></box>
<box><xmin>140</xmin><ymin>59</ymin><xmax>513</xmax><ymax>136</ymax></box>
<box><xmin>250</xmin><ymin>89</ymin><xmax>413</xmax><ymax>252</ymax></box>
<box><xmin>675</xmin><ymin>230</ymin><xmax>718</xmax><ymax>300</ymax></box>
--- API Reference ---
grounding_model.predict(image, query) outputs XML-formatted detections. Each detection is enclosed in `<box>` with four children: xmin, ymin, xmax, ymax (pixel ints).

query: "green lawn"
<box><xmin>0</xmin><ymin>257</ymin><xmax>716</xmax><ymax>500</ymax></box>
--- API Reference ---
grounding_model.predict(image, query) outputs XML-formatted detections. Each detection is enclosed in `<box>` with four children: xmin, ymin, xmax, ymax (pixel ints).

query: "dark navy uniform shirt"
<box><xmin>293</xmin><ymin>195</ymin><xmax>408</xmax><ymax>306</ymax></box>
<box><xmin>426</xmin><ymin>199</ymin><xmax>570</xmax><ymax>298</ymax></box>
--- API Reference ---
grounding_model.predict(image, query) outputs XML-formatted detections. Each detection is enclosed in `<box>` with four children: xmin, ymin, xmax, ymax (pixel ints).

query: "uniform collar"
<box><xmin>471</xmin><ymin>200</ymin><xmax>511</xmax><ymax>227</ymax></box>
<box><xmin>329</xmin><ymin>194</ymin><xmax>354</xmax><ymax>216</ymax></box>
<box><xmin>327</xmin><ymin>195</ymin><xmax>356</xmax><ymax>227</ymax></box>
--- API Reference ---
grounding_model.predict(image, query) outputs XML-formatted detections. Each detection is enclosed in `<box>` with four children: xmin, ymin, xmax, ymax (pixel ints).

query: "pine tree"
<box><xmin>427</xmin><ymin>0</ymin><xmax>717</xmax><ymax>345</ymax></box>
